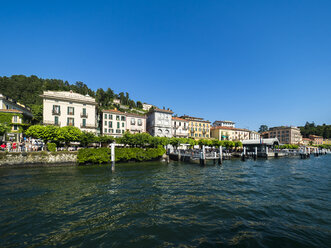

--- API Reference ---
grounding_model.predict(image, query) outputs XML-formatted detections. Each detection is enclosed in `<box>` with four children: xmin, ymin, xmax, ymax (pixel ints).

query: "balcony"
<box><xmin>68</xmin><ymin>112</ymin><xmax>74</xmax><ymax>116</ymax></box>
<box><xmin>81</xmin><ymin>123</ymin><xmax>97</xmax><ymax>129</ymax></box>
<box><xmin>81</xmin><ymin>112</ymin><xmax>88</xmax><ymax>118</ymax></box>
<box><xmin>52</xmin><ymin>110</ymin><xmax>61</xmax><ymax>116</ymax></box>
<box><xmin>44</xmin><ymin>120</ymin><xmax>61</xmax><ymax>126</ymax></box>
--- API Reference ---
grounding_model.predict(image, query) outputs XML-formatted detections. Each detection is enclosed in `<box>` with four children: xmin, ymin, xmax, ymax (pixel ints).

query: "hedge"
<box><xmin>47</xmin><ymin>143</ymin><xmax>57</xmax><ymax>152</ymax></box>
<box><xmin>77</xmin><ymin>146</ymin><xmax>166</xmax><ymax>164</ymax></box>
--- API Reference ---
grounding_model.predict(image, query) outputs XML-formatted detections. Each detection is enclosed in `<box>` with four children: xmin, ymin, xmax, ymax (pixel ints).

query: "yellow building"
<box><xmin>180</xmin><ymin>115</ymin><xmax>211</xmax><ymax>139</ymax></box>
<box><xmin>210</xmin><ymin>126</ymin><xmax>250</xmax><ymax>141</ymax></box>
<box><xmin>323</xmin><ymin>139</ymin><xmax>331</xmax><ymax>145</ymax></box>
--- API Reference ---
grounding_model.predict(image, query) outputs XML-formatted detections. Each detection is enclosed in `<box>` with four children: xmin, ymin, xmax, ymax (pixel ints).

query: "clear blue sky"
<box><xmin>1</xmin><ymin>0</ymin><xmax>330</xmax><ymax>130</ymax></box>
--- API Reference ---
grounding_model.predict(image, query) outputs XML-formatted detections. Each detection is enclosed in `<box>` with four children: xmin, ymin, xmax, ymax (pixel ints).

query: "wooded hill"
<box><xmin>0</xmin><ymin>75</ymin><xmax>146</xmax><ymax>123</ymax></box>
<box><xmin>299</xmin><ymin>122</ymin><xmax>331</xmax><ymax>139</ymax></box>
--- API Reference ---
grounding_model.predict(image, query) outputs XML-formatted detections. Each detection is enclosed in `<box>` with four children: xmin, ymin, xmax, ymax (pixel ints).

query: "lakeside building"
<box><xmin>323</xmin><ymin>139</ymin><xmax>331</xmax><ymax>145</ymax></box>
<box><xmin>210</xmin><ymin>126</ymin><xmax>250</xmax><ymax>141</ymax></box>
<box><xmin>101</xmin><ymin>110</ymin><xmax>147</xmax><ymax>137</ymax></box>
<box><xmin>172</xmin><ymin>117</ymin><xmax>189</xmax><ymax>138</ymax></box>
<box><xmin>147</xmin><ymin>108</ymin><xmax>173</xmax><ymax>137</ymax></box>
<box><xmin>101</xmin><ymin>109</ymin><xmax>127</xmax><ymax>137</ymax></box>
<box><xmin>180</xmin><ymin>115</ymin><xmax>211</xmax><ymax>139</ymax></box>
<box><xmin>41</xmin><ymin>91</ymin><xmax>97</xmax><ymax>133</ymax></box>
<box><xmin>125</xmin><ymin>113</ymin><xmax>147</xmax><ymax>134</ymax></box>
<box><xmin>0</xmin><ymin>93</ymin><xmax>33</xmax><ymax>142</ymax></box>
<box><xmin>249</xmin><ymin>131</ymin><xmax>261</xmax><ymax>140</ymax></box>
<box><xmin>213</xmin><ymin>120</ymin><xmax>235</xmax><ymax>128</ymax></box>
<box><xmin>264</xmin><ymin>126</ymin><xmax>302</xmax><ymax>144</ymax></box>
<box><xmin>309</xmin><ymin>135</ymin><xmax>323</xmax><ymax>145</ymax></box>
<box><xmin>302</xmin><ymin>138</ymin><xmax>312</xmax><ymax>146</ymax></box>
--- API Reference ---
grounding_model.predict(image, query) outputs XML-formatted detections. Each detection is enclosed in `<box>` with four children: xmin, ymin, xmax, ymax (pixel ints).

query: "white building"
<box><xmin>126</xmin><ymin>113</ymin><xmax>147</xmax><ymax>134</ymax></box>
<box><xmin>101</xmin><ymin>109</ymin><xmax>127</xmax><ymax>137</ymax></box>
<box><xmin>41</xmin><ymin>91</ymin><xmax>97</xmax><ymax>133</ymax></box>
<box><xmin>142</xmin><ymin>103</ymin><xmax>155</xmax><ymax>111</ymax></box>
<box><xmin>210</xmin><ymin>126</ymin><xmax>250</xmax><ymax>141</ymax></box>
<box><xmin>213</xmin><ymin>120</ymin><xmax>235</xmax><ymax>128</ymax></box>
<box><xmin>249</xmin><ymin>131</ymin><xmax>261</xmax><ymax>140</ymax></box>
<box><xmin>147</xmin><ymin>108</ymin><xmax>173</xmax><ymax>137</ymax></box>
<box><xmin>172</xmin><ymin>117</ymin><xmax>189</xmax><ymax>138</ymax></box>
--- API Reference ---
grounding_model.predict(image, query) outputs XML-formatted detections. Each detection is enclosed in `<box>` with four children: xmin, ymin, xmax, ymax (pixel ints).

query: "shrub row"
<box><xmin>77</xmin><ymin>146</ymin><xmax>166</xmax><ymax>164</ymax></box>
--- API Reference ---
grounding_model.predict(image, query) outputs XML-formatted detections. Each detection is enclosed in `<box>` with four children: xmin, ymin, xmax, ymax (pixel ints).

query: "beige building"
<box><xmin>172</xmin><ymin>117</ymin><xmax>189</xmax><ymax>138</ymax></box>
<box><xmin>211</xmin><ymin>126</ymin><xmax>250</xmax><ymax>141</ymax></box>
<box><xmin>249</xmin><ymin>131</ymin><xmax>261</xmax><ymax>140</ymax></box>
<box><xmin>265</xmin><ymin>126</ymin><xmax>302</xmax><ymax>144</ymax></box>
<box><xmin>126</xmin><ymin>113</ymin><xmax>147</xmax><ymax>134</ymax></box>
<box><xmin>41</xmin><ymin>91</ymin><xmax>97</xmax><ymax>133</ymax></box>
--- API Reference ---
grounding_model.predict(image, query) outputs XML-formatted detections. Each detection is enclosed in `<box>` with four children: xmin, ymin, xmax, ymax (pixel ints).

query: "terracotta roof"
<box><xmin>0</xmin><ymin>109</ymin><xmax>23</xmax><ymax>114</ymax></box>
<box><xmin>152</xmin><ymin>108</ymin><xmax>173</xmax><ymax>114</ymax></box>
<box><xmin>302</xmin><ymin>138</ymin><xmax>312</xmax><ymax>141</ymax></box>
<box><xmin>102</xmin><ymin>109</ymin><xmax>126</xmax><ymax>114</ymax></box>
<box><xmin>172</xmin><ymin>117</ymin><xmax>188</xmax><ymax>121</ymax></box>
<box><xmin>211</xmin><ymin>126</ymin><xmax>250</xmax><ymax>132</ymax></box>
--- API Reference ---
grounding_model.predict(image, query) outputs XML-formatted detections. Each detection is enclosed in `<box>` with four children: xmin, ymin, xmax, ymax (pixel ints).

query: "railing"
<box><xmin>68</xmin><ymin>112</ymin><xmax>74</xmax><ymax>116</ymax></box>
<box><xmin>81</xmin><ymin>123</ymin><xmax>97</xmax><ymax>129</ymax></box>
<box><xmin>52</xmin><ymin>110</ymin><xmax>61</xmax><ymax>115</ymax></box>
<box><xmin>43</xmin><ymin>120</ymin><xmax>61</xmax><ymax>126</ymax></box>
<box><xmin>81</xmin><ymin>113</ymin><xmax>88</xmax><ymax>118</ymax></box>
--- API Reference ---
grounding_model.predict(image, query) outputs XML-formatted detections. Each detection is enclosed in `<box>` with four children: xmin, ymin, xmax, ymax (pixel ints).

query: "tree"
<box><xmin>0</xmin><ymin>124</ymin><xmax>8</xmax><ymax>136</ymax></box>
<box><xmin>57</xmin><ymin>126</ymin><xmax>82</xmax><ymax>148</ymax></box>
<box><xmin>258</xmin><ymin>125</ymin><xmax>268</xmax><ymax>133</ymax></box>
<box><xmin>80</xmin><ymin>131</ymin><xmax>98</xmax><ymax>147</ymax></box>
<box><xmin>136</xmin><ymin>101</ymin><xmax>143</xmax><ymax>109</ymax></box>
<box><xmin>25</xmin><ymin>125</ymin><xmax>46</xmax><ymax>139</ymax></box>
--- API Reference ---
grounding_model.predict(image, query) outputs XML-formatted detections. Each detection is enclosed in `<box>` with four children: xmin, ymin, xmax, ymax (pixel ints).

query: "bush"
<box><xmin>77</xmin><ymin>146</ymin><xmax>166</xmax><ymax>164</ymax></box>
<box><xmin>47</xmin><ymin>143</ymin><xmax>57</xmax><ymax>152</ymax></box>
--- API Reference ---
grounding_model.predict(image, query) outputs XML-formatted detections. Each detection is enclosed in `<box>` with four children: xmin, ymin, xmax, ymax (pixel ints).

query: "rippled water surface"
<box><xmin>0</xmin><ymin>156</ymin><xmax>331</xmax><ymax>247</ymax></box>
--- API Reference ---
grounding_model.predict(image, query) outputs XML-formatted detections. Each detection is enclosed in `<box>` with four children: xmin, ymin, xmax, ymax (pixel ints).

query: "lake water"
<box><xmin>0</xmin><ymin>156</ymin><xmax>330</xmax><ymax>247</ymax></box>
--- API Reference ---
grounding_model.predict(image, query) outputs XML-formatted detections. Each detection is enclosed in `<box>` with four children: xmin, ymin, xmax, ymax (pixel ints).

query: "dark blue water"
<box><xmin>0</xmin><ymin>156</ymin><xmax>330</xmax><ymax>247</ymax></box>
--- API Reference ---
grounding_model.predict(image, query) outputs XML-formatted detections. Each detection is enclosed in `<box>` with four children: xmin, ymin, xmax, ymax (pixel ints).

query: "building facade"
<box><xmin>41</xmin><ymin>91</ymin><xmax>97</xmax><ymax>133</ymax></box>
<box><xmin>249</xmin><ymin>131</ymin><xmax>261</xmax><ymax>140</ymax></box>
<box><xmin>309</xmin><ymin>135</ymin><xmax>323</xmax><ymax>145</ymax></box>
<box><xmin>172</xmin><ymin>117</ymin><xmax>189</xmax><ymax>138</ymax></box>
<box><xmin>180</xmin><ymin>115</ymin><xmax>211</xmax><ymax>139</ymax></box>
<box><xmin>101</xmin><ymin>109</ymin><xmax>127</xmax><ymax>137</ymax></box>
<box><xmin>147</xmin><ymin>108</ymin><xmax>173</xmax><ymax>137</ymax></box>
<box><xmin>210</xmin><ymin>126</ymin><xmax>250</xmax><ymax>141</ymax></box>
<box><xmin>126</xmin><ymin>113</ymin><xmax>147</xmax><ymax>134</ymax></box>
<box><xmin>265</xmin><ymin>126</ymin><xmax>302</xmax><ymax>144</ymax></box>
<box><xmin>212</xmin><ymin>120</ymin><xmax>235</xmax><ymax>128</ymax></box>
<box><xmin>142</xmin><ymin>103</ymin><xmax>155</xmax><ymax>111</ymax></box>
<box><xmin>0</xmin><ymin>93</ymin><xmax>33</xmax><ymax>141</ymax></box>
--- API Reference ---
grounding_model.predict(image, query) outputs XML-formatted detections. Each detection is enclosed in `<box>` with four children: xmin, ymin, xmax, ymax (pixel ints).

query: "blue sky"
<box><xmin>1</xmin><ymin>0</ymin><xmax>330</xmax><ymax>130</ymax></box>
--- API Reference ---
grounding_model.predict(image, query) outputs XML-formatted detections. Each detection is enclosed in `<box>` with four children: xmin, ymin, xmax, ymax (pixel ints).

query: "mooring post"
<box><xmin>254</xmin><ymin>147</ymin><xmax>257</xmax><ymax>160</ymax></box>
<box><xmin>219</xmin><ymin>146</ymin><xmax>223</xmax><ymax>165</ymax></box>
<box><xmin>266</xmin><ymin>146</ymin><xmax>268</xmax><ymax>159</ymax></box>
<box><xmin>178</xmin><ymin>149</ymin><xmax>181</xmax><ymax>161</ymax></box>
<box><xmin>111</xmin><ymin>143</ymin><xmax>115</xmax><ymax>172</ymax></box>
<box><xmin>242</xmin><ymin>146</ymin><xmax>246</xmax><ymax>161</ymax></box>
<box><xmin>200</xmin><ymin>145</ymin><xmax>206</xmax><ymax>166</ymax></box>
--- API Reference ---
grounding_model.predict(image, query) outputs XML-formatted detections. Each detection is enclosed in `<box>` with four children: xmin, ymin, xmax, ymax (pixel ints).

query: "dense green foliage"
<box><xmin>47</xmin><ymin>143</ymin><xmax>57</xmax><ymax>152</ymax></box>
<box><xmin>299</xmin><ymin>122</ymin><xmax>331</xmax><ymax>139</ymax></box>
<box><xmin>278</xmin><ymin>144</ymin><xmax>299</xmax><ymax>149</ymax></box>
<box><xmin>0</xmin><ymin>75</ymin><xmax>146</xmax><ymax>123</ymax></box>
<box><xmin>77</xmin><ymin>146</ymin><xmax>166</xmax><ymax>164</ymax></box>
<box><xmin>258</xmin><ymin>125</ymin><xmax>269</xmax><ymax>133</ymax></box>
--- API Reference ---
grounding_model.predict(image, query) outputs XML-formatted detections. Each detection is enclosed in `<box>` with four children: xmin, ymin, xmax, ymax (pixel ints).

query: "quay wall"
<box><xmin>0</xmin><ymin>151</ymin><xmax>78</xmax><ymax>167</ymax></box>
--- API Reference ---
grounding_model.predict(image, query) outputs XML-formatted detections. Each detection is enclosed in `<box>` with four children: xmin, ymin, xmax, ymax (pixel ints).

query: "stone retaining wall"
<box><xmin>0</xmin><ymin>152</ymin><xmax>78</xmax><ymax>167</ymax></box>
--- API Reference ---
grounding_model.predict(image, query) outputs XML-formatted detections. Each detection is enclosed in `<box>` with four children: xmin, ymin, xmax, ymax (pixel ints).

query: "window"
<box><xmin>110</xmin><ymin>115</ymin><xmax>113</xmax><ymax>120</ymax></box>
<box><xmin>117</xmin><ymin>122</ymin><xmax>120</xmax><ymax>128</ymax></box>
<box><xmin>138</xmin><ymin>119</ymin><xmax>142</xmax><ymax>126</ymax></box>
<box><xmin>13</xmin><ymin>125</ymin><xmax>18</xmax><ymax>131</ymax></box>
<box><xmin>131</xmin><ymin>118</ymin><xmax>136</xmax><ymax>125</ymax></box>
<box><xmin>122</xmin><ymin>130</ymin><xmax>124</xmax><ymax>134</ymax></box>
<box><xmin>121</xmin><ymin>116</ymin><xmax>125</xmax><ymax>121</ymax></box>
<box><xmin>104</xmin><ymin>114</ymin><xmax>107</xmax><ymax>119</ymax></box>
<box><xmin>82</xmin><ymin>108</ymin><xmax>87</xmax><ymax>117</ymax></box>
<box><xmin>82</xmin><ymin>119</ymin><xmax>86</xmax><ymax>127</ymax></box>
<box><xmin>195</xmin><ymin>134</ymin><xmax>197</xmax><ymax>137</ymax></box>
<box><xmin>199</xmin><ymin>134</ymin><xmax>201</xmax><ymax>137</ymax></box>
<box><xmin>104</xmin><ymin>128</ymin><xmax>107</xmax><ymax>133</ymax></box>
<box><xmin>13</xmin><ymin>115</ymin><xmax>18</xmax><ymax>123</ymax></box>
<box><xmin>54</xmin><ymin>116</ymin><xmax>59</xmax><ymax>125</ymax></box>
<box><xmin>67</xmin><ymin>107</ymin><xmax>74</xmax><ymax>115</ymax></box>
<box><xmin>116</xmin><ymin>115</ymin><xmax>119</xmax><ymax>120</ymax></box>
<box><xmin>53</xmin><ymin>105</ymin><xmax>60</xmax><ymax>114</ymax></box>
<box><xmin>105</xmin><ymin>121</ymin><xmax>107</xmax><ymax>126</ymax></box>
<box><xmin>67</xmin><ymin>118</ymin><xmax>74</xmax><ymax>126</ymax></box>
<box><xmin>122</xmin><ymin>122</ymin><xmax>124</xmax><ymax>127</ymax></box>
<box><xmin>206</xmin><ymin>135</ymin><xmax>209</xmax><ymax>138</ymax></box>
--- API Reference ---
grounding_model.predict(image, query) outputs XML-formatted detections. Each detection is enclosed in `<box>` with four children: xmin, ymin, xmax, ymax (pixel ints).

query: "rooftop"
<box><xmin>172</xmin><ymin>117</ymin><xmax>188</xmax><ymax>122</ymax></box>
<box><xmin>41</xmin><ymin>90</ymin><xmax>96</xmax><ymax>104</ymax></box>
<box><xmin>211</xmin><ymin>126</ymin><xmax>250</xmax><ymax>132</ymax></box>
